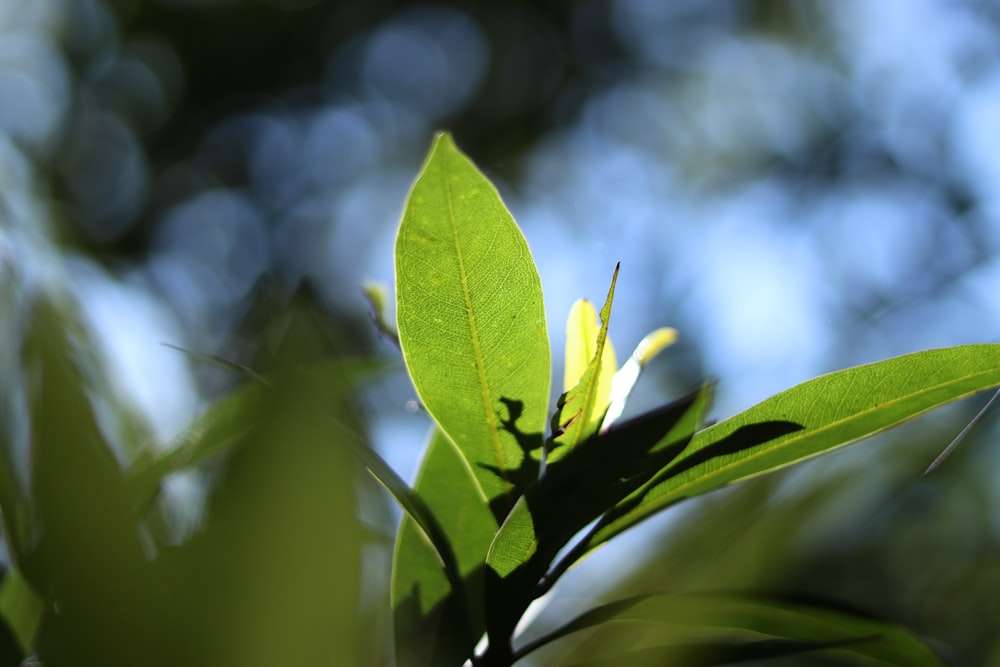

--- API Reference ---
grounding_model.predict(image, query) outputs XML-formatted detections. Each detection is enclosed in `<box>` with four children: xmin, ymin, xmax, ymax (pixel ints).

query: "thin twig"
<box><xmin>925</xmin><ymin>386</ymin><xmax>1000</xmax><ymax>474</ymax></box>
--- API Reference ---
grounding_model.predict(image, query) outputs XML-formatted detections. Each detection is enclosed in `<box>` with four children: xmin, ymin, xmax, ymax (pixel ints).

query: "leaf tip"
<box><xmin>431</xmin><ymin>130</ymin><xmax>457</xmax><ymax>152</ymax></box>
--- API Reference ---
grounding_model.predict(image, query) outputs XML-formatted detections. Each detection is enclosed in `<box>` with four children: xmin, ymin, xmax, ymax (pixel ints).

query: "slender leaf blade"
<box><xmin>523</xmin><ymin>593</ymin><xmax>945</xmax><ymax>666</ymax></box>
<box><xmin>587</xmin><ymin>343</ymin><xmax>1000</xmax><ymax>550</ymax></box>
<box><xmin>395</xmin><ymin>132</ymin><xmax>550</xmax><ymax>518</ymax></box>
<box><xmin>549</xmin><ymin>265</ymin><xmax>619</xmax><ymax>461</ymax></box>
<box><xmin>563</xmin><ymin>298</ymin><xmax>617</xmax><ymax>410</ymax></box>
<box><xmin>0</xmin><ymin>569</ymin><xmax>42</xmax><ymax>655</ymax></box>
<box><xmin>391</xmin><ymin>429</ymin><xmax>498</xmax><ymax>667</ymax></box>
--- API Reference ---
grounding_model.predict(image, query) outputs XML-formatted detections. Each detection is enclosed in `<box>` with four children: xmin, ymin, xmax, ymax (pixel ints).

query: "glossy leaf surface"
<box><xmin>602</xmin><ymin>327</ymin><xmax>677</xmax><ymax>431</ymax></box>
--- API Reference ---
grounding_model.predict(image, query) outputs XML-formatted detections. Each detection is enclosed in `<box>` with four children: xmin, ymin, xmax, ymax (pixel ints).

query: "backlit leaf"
<box><xmin>395</xmin><ymin>133</ymin><xmax>551</xmax><ymax>520</ymax></box>
<box><xmin>549</xmin><ymin>264</ymin><xmax>619</xmax><ymax>461</ymax></box>
<box><xmin>584</xmin><ymin>343</ymin><xmax>1000</xmax><ymax>552</ymax></box>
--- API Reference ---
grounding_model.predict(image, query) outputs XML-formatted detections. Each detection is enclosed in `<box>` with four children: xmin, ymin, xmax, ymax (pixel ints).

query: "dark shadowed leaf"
<box><xmin>391</xmin><ymin>429</ymin><xmax>497</xmax><ymax>667</ymax></box>
<box><xmin>481</xmin><ymin>386</ymin><xmax>712</xmax><ymax>662</ymax></box>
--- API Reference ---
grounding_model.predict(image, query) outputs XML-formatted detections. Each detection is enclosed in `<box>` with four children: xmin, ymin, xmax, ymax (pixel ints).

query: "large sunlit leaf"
<box><xmin>584</xmin><ymin>344</ymin><xmax>1000</xmax><ymax>552</ymax></box>
<box><xmin>395</xmin><ymin>132</ymin><xmax>551</xmax><ymax>519</ymax></box>
<box><xmin>548</xmin><ymin>265</ymin><xmax>619</xmax><ymax>462</ymax></box>
<box><xmin>519</xmin><ymin>593</ymin><xmax>945</xmax><ymax>666</ymax></box>
<box><xmin>391</xmin><ymin>429</ymin><xmax>497</xmax><ymax>667</ymax></box>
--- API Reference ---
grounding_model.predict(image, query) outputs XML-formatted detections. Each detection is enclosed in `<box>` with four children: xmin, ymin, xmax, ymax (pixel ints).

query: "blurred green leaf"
<box><xmin>395</xmin><ymin>132</ymin><xmax>551</xmax><ymax>520</ymax></box>
<box><xmin>561</xmin><ymin>639</ymin><xmax>868</xmax><ymax>667</ymax></box>
<box><xmin>585</xmin><ymin>344</ymin><xmax>1000</xmax><ymax>552</ymax></box>
<box><xmin>0</xmin><ymin>568</ymin><xmax>42</xmax><ymax>655</ymax></box>
<box><xmin>170</xmin><ymin>368</ymin><xmax>364</xmax><ymax>666</ymax></box>
<box><xmin>153</xmin><ymin>295</ymin><xmax>371</xmax><ymax>666</ymax></box>
<box><xmin>391</xmin><ymin>429</ymin><xmax>497</xmax><ymax>667</ymax></box>
<box><xmin>126</xmin><ymin>381</ymin><xmax>266</xmax><ymax>511</ymax></box>
<box><xmin>16</xmin><ymin>296</ymin><xmax>170</xmax><ymax>666</ymax></box>
<box><xmin>523</xmin><ymin>593</ymin><xmax>946</xmax><ymax>666</ymax></box>
<box><xmin>549</xmin><ymin>264</ymin><xmax>619</xmax><ymax>462</ymax></box>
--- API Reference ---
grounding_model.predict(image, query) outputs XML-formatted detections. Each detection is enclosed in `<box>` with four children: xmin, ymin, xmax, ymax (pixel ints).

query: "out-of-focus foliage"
<box><xmin>0</xmin><ymin>217</ymin><xmax>383</xmax><ymax>663</ymax></box>
<box><xmin>2</xmin><ymin>0</ymin><xmax>1000</xmax><ymax>664</ymax></box>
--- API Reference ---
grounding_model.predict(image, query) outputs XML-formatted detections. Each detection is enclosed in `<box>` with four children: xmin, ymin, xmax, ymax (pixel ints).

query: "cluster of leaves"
<box><xmin>1</xmin><ymin>133</ymin><xmax>998</xmax><ymax>666</ymax></box>
<box><xmin>386</xmin><ymin>134</ymin><xmax>1000</xmax><ymax>666</ymax></box>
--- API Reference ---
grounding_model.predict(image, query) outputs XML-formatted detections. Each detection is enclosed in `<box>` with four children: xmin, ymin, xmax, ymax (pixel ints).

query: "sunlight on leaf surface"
<box><xmin>563</xmin><ymin>298</ymin><xmax>617</xmax><ymax>402</ymax></box>
<box><xmin>586</xmin><ymin>343</ymin><xmax>1000</xmax><ymax>551</ymax></box>
<box><xmin>395</xmin><ymin>132</ymin><xmax>551</xmax><ymax>519</ymax></box>
<box><xmin>549</xmin><ymin>264</ymin><xmax>619</xmax><ymax>461</ymax></box>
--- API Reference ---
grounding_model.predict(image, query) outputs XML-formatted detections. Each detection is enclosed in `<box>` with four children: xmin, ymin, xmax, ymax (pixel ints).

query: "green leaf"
<box><xmin>481</xmin><ymin>387</ymin><xmax>712</xmax><ymax>661</ymax></box>
<box><xmin>0</xmin><ymin>568</ymin><xmax>42</xmax><ymax>655</ymax></box>
<box><xmin>16</xmin><ymin>297</ymin><xmax>167</xmax><ymax>665</ymax></box>
<box><xmin>517</xmin><ymin>593</ymin><xmax>946</xmax><ymax>666</ymax></box>
<box><xmin>391</xmin><ymin>429</ymin><xmax>497</xmax><ymax>667</ymax></box>
<box><xmin>549</xmin><ymin>265</ymin><xmax>619</xmax><ymax>461</ymax></box>
<box><xmin>170</xmin><ymin>359</ymin><xmax>367</xmax><ymax>667</ymax></box>
<box><xmin>127</xmin><ymin>361</ymin><xmax>468</xmax><ymax>614</ymax></box>
<box><xmin>561</xmin><ymin>639</ymin><xmax>869</xmax><ymax>667</ymax></box>
<box><xmin>395</xmin><ymin>132</ymin><xmax>551</xmax><ymax>519</ymax></box>
<box><xmin>585</xmin><ymin>343</ymin><xmax>1000</xmax><ymax>551</ymax></box>
<box><xmin>159</xmin><ymin>342</ymin><xmax>272</xmax><ymax>386</ymax></box>
<box><xmin>126</xmin><ymin>381</ymin><xmax>267</xmax><ymax>511</ymax></box>
<box><xmin>488</xmin><ymin>385</ymin><xmax>711</xmax><ymax>579</ymax></box>
<box><xmin>563</xmin><ymin>299</ymin><xmax>617</xmax><ymax>398</ymax></box>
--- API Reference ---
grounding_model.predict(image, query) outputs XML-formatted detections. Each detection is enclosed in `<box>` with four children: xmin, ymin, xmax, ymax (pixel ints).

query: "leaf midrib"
<box><xmin>444</xmin><ymin>175</ymin><xmax>506</xmax><ymax>483</ymax></box>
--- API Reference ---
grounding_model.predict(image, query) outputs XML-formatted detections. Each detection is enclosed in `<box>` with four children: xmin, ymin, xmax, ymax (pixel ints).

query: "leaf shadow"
<box><xmin>605</xmin><ymin>419</ymin><xmax>805</xmax><ymax>522</ymax></box>
<box><xmin>394</xmin><ymin>564</ymin><xmax>488</xmax><ymax>667</ymax></box>
<box><xmin>477</xmin><ymin>397</ymin><xmax>544</xmax><ymax>521</ymax></box>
